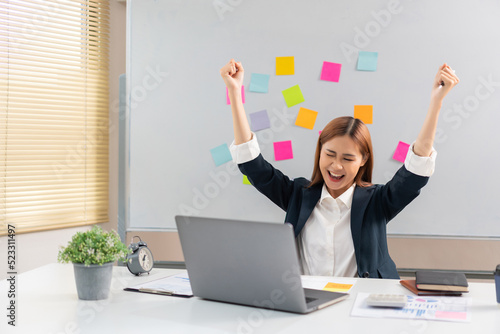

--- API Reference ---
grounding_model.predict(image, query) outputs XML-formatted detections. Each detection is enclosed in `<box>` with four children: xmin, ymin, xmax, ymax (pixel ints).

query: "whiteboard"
<box><xmin>126</xmin><ymin>0</ymin><xmax>500</xmax><ymax>237</ymax></box>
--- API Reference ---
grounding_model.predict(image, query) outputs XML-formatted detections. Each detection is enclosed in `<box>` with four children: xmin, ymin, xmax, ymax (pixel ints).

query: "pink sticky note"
<box><xmin>320</xmin><ymin>61</ymin><xmax>342</xmax><ymax>82</ymax></box>
<box><xmin>392</xmin><ymin>141</ymin><xmax>410</xmax><ymax>163</ymax></box>
<box><xmin>226</xmin><ymin>86</ymin><xmax>245</xmax><ymax>105</ymax></box>
<box><xmin>273</xmin><ymin>140</ymin><xmax>293</xmax><ymax>161</ymax></box>
<box><xmin>435</xmin><ymin>311</ymin><xmax>468</xmax><ymax>321</ymax></box>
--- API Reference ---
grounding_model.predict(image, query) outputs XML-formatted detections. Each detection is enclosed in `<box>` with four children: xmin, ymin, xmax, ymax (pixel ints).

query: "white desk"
<box><xmin>1</xmin><ymin>264</ymin><xmax>499</xmax><ymax>334</ymax></box>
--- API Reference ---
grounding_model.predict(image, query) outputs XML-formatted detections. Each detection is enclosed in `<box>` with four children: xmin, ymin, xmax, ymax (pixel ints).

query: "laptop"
<box><xmin>175</xmin><ymin>215</ymin><xmax>349</xmax><ymax>314</ymax></box>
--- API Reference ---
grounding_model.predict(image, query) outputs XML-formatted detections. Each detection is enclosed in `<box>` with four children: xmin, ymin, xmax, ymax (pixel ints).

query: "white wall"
<box><xmin>0</xmin><ymin>1</ymin><xmax>126</xmax><ymax>281</ymax></box>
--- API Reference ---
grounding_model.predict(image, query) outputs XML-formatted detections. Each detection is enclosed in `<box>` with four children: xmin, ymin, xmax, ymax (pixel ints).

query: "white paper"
<box><xmin>126</xmin><ymin>271</ymin><xmax>193</xmax><ymax>296</ymax></box>
<box><xmin>351</xmin><ymin>293</ymin><xmax>471</xmax><ymax>322</ymax></box>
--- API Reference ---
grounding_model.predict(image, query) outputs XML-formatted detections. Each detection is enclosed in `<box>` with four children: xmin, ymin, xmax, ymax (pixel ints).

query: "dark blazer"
<box><xmin>239</xmin><ymin>154</ymin><xmax>429</xmax><ymax>279</ymax></box>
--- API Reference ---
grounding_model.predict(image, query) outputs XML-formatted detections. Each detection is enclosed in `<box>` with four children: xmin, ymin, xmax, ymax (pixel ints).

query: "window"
<box><xmin>0</xmin><ymin>0</ymin><xmax>110</xmax><ymax>235</ymax></box>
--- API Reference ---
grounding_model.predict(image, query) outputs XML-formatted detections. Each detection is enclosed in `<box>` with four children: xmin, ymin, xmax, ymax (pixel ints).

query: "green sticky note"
<box><xmin>243</xmin><ymin>175</ymin><xmax>251</xmax><ymax>185</ymax></box>
<box><xmin>281</xmin><ymin>85</ymin><xmax>305</xmax><ymax>107</ymax></box>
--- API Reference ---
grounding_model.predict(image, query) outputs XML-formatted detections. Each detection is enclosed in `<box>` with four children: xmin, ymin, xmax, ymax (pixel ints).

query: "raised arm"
<box><xmin>414</xmin><ymin>64</ymin><xmax>460</xmax><ymax>157</ymax></box>
<box><xmin>220</xmin><ymin>59</ymin><xmax>252</xmax><ymax>145</ymax></box>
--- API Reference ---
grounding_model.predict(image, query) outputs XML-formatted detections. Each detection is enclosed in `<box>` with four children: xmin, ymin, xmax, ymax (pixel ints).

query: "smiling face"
<box><xmin>319</xmin><ymin>135</ymin><xmax>367</xmax><ymax>198</ymax></box>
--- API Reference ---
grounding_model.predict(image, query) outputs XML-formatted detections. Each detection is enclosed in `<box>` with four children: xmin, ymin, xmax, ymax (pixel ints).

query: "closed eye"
<box><xmin>325</xmin><ymin>149</ymin><xmax>357</xmax><ymax>161</ymax></box>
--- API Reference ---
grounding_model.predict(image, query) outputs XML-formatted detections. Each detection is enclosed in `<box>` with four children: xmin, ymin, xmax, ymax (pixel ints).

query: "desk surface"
<box><xmin>1</xmin><ymin>264</ymin><xmax>499</xmax><ymax>334</ymax></box>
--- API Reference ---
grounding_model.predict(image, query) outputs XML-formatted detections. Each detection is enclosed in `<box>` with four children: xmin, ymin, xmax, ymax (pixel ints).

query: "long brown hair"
<box><xmin>309</xmin><ymin>116</ymin><xmax>373</xmax><ymax>188</ymax></box>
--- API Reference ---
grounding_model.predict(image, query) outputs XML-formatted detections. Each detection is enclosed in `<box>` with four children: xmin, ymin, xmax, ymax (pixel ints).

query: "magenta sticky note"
<box><xmin>320</xmin><ymin>61</ymin><xmax>342</xmax><ymax>82</ymax></box>
<box><xmin>392</xmin><ymin>141</ymin><xmax>410</xmax><ymax>163</ymax></box>
<box><xmin>226</xmin><ymin>86</ymin><xmax>245</xmax><ymax>105</ymax></box>
<box><xmin>273</xmin><ymin>140</ymin><xmax>293</xmax><ymax>161</ymax></box>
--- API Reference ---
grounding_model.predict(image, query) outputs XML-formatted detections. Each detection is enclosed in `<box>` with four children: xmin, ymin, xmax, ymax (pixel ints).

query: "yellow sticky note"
<box><xmin>243</xmin><ymin>175</ymin><xmax>251</xmax><ymax>185</ymax></box>
<box><xmin>354</xmin><ymin>105</ymin><xmax>373</xmax><ymax>124</ymax></box>
<box><xmin>276</xmin><ymin>56</ymin><xmax>294</xmax><ymax>75</ymax></box>
<box><xmin>295</xmin><ymin>107</ymin><xmax>318</xmax><ymax>130</ymax></box>
<box><xmin>323</xmin><ymin>282</ymin><xmax>353</xmax><ymax>293</ymax></box>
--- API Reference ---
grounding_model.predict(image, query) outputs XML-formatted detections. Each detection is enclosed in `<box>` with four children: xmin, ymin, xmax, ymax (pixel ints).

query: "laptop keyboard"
<box><xmin>305</xmin><ymin>297</ymin><xmax>318</xmax><ymax>304</ymax></box>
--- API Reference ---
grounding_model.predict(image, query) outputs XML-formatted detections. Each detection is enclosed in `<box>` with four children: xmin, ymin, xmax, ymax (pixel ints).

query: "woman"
<box><xmin>221</xmin><ymin>59</ymin><xmax>459</xmax><ymax>279</ymax></box>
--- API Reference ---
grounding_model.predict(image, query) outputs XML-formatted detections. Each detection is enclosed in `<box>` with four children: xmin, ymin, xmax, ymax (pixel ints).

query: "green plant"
<box><xmin>58</xmin><ymin>226</ymin><xmax>130</xmax><ymax>265</ymax></box>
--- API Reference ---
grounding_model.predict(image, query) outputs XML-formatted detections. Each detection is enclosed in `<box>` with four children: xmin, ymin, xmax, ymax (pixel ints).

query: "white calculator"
<box><xmin>365</xmin><ymin>294</ymin><xmax>408</xmax><ymax>308</ymax></box>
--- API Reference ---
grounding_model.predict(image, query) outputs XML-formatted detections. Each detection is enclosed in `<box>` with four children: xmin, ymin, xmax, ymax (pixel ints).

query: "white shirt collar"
<box><xmin>320</xmin><ymin>183</ymin><xmax>356</xmax><ymax>209</ymax></box>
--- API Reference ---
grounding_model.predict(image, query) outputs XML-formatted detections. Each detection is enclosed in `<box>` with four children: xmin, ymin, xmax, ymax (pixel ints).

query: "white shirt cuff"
<box><xmin>229</xmin><ymin>132</ymin><xmax>261</xmax><ymax>164</ymax></box>
<box><xmin>404</xmin><ymin>142</ymin><xmax>437</xmax><ymax>177</ymax></box>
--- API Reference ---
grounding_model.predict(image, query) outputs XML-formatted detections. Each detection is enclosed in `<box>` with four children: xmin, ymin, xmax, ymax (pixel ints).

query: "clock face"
<box><xmin>138</xmin><ymin>247</ymin><xmax>153</xmax><ymax>271</ymax></box>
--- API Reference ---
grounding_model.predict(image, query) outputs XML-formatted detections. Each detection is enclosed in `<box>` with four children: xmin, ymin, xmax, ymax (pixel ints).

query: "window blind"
<box><xmin>0</xmin><ymin>0</ymin><xmax>110</xmax><ymax>235</ymax></box>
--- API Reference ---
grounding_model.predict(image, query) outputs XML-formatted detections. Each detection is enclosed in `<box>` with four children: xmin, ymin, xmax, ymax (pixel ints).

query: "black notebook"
<box><xmin>400</xmin><ymin>279</ymin><xmax>463</xmax><ymax>296</ymax></box>
<box><xmin>415</xmin><ymin>270</ymin><xmax>469</xmax><ymax>292</ymax></box>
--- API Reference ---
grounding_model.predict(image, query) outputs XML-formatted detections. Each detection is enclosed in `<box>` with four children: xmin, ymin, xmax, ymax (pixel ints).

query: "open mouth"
<box><xmin>328</xmin><ymin>171</ymin><xmax>344</xmax><ymax>182</ymax></box>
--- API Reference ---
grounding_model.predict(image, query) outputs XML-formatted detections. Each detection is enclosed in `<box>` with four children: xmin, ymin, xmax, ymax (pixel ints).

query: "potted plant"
<box><xmin>58</xmin><ymin>225</ymin><xmax>130</xmax><ymax>300</ymax></box>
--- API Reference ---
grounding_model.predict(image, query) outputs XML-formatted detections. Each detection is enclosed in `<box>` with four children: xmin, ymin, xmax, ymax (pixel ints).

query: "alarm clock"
<box><xmin>126</xmin><ymin>236</ymin><xmax>154</xmax><ymax>275</ymax></box>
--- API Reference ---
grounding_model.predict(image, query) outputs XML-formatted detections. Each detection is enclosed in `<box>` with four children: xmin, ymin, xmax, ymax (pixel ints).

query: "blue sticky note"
<box><xmin>210</xmin><ymin>143</ymin><xmax>232</xmax><ymax>166</ymax></box>
<box><xmin>357</xmin><ymin>51</ymin><xmax>378</xmax><ymax>71</ymax></box>
<box><xmin>250</xmin><ymin>110</ymin><xmax>270</xmax><ymax>131</ymax></box>
<box><xmin>249</xmin><ymin>73</ymin><xmax>270</xmax><ymax>93</ymax></box>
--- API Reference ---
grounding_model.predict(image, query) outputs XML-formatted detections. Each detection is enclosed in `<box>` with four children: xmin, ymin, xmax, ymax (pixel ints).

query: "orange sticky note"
<box><xmin>323</xmin><ymin>282</ymin><xmax>353</xmax><ymax>293</ymax></box>
<box><xmin>276</xmin><ymin>56</ymin><xmax>294</xmax><ymax>75</ymax></box>
<box><xmin>295</xmin><ymin>107</ymin><xmax>318</xmax><ymax>130</ymax></box>
<box><xmin>354</xmin><ymin>105</ymin><xmax>373</xmax><ymax>124</ymax></box>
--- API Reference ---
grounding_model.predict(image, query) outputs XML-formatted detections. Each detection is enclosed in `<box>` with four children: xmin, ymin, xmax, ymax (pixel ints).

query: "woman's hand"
<box><xmin>220</xmin><ymin>59</ymin><xmax>251</xmax><ymax>144</ymax></box>
<box><xmin>430</xmin><ymin>63</ymin><xmax>460</xmax><ymax>105</ymax></box>
<box><xmin>220</xmin><ymin>59</ymin><xmax>244</xmax><ymax>92</ymax></box>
